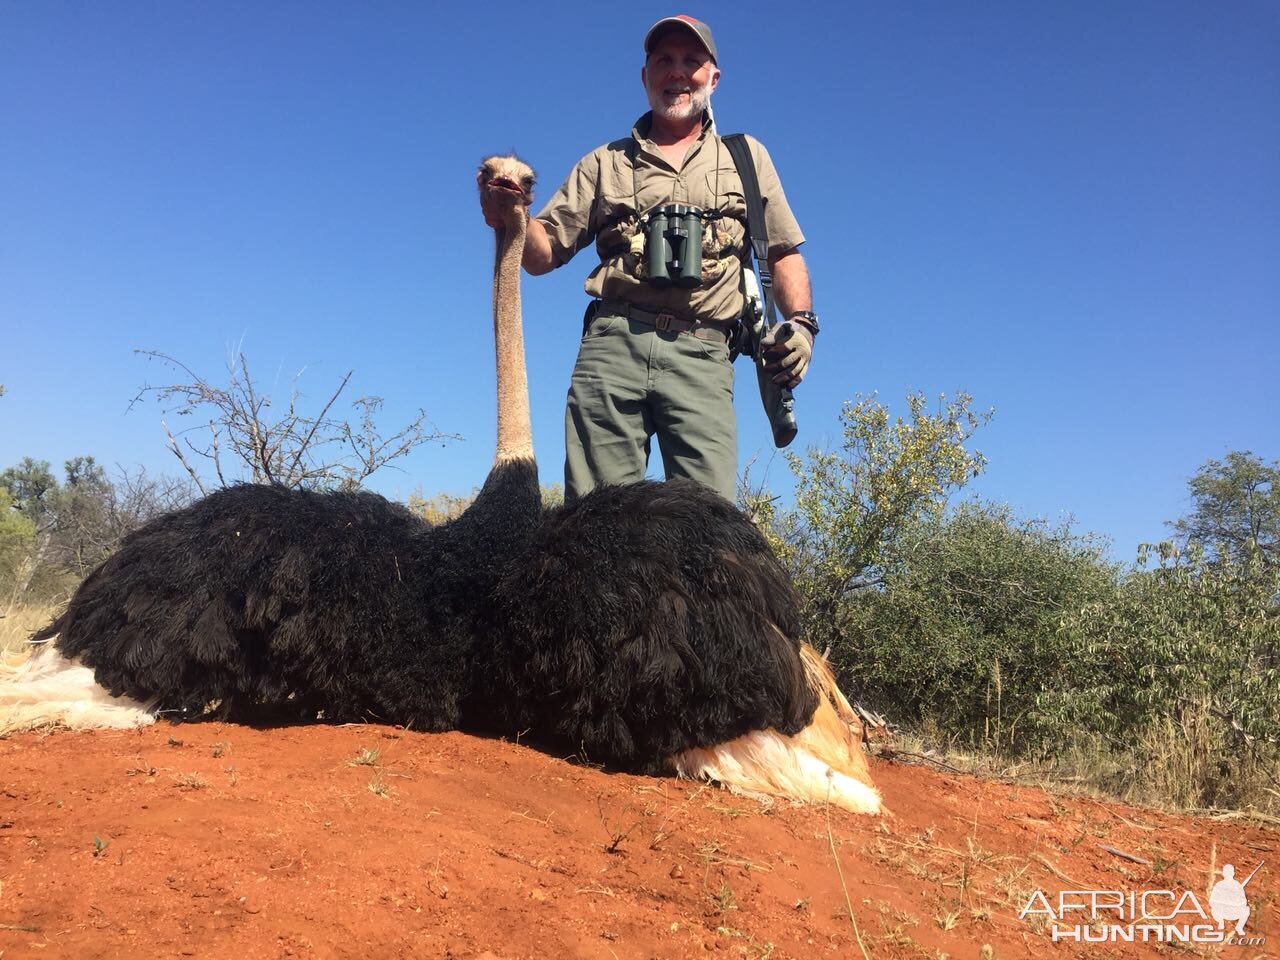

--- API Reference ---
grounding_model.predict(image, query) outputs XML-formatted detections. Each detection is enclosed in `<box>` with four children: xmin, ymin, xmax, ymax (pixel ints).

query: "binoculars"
<box><xmin>644</xmin><ymin>204</ymin><xmax>704</xmax><ymax>288</ymax></box>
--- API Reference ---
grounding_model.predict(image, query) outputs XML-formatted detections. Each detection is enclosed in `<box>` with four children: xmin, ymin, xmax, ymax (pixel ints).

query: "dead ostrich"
<box><xmin>0</xmin><ymin>157</ymin><xmax>879</xmax><ymax>814</ymax></box>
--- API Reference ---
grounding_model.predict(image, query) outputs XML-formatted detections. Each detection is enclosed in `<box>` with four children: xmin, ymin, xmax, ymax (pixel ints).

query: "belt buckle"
<box><xmin>654</xmin><ymin>311</ymin><xmax>675</xmax><ymax>332</ymax></box>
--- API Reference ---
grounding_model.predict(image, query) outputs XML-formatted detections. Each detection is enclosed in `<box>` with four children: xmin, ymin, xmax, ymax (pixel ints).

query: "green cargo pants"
<box><xmin>564</xmin><ymin>311</ymin><xmax>737</xmax><ymax>503</ymax></box>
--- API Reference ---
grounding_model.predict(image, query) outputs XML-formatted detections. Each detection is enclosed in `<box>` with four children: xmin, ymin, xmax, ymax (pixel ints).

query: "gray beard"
<box><xmin>649</xmin><ymin>83</ymin><xmax>712</xmax><ymax>122</ymax></box>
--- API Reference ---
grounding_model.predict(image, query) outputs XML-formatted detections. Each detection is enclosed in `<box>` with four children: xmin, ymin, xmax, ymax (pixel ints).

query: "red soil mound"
<box><xmin>2</xmin><ymin>724</ymin><xmax>1274</xmax><ymax>958</ymax></box>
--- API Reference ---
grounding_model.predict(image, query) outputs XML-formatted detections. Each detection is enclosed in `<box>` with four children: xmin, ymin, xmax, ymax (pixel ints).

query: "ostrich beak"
<box><xmin>485</xmin><ymin>178</ymin><xmax>532</xmax><ymax>207</ymax></box>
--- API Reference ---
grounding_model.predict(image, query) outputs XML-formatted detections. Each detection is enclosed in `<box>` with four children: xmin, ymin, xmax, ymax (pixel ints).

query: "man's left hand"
<box><xmin>761</xmin><ymin>321</ymin><xmax>814</xmax><ymax>388</ymax></box>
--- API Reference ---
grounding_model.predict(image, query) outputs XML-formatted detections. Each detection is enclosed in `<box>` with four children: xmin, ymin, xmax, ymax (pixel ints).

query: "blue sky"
<box><xmin>2</xmin><ymin>1</ymin><xmax>1276</xmax><ymax>562</ymax></box>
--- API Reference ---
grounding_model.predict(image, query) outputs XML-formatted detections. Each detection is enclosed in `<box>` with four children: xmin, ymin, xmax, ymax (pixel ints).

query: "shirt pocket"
<box><xmin>593</xmin><ymin>156</ymin><xmax>642</xmax><ymax>260</ymax></box>
<box><xmin>595</xmin><ymin>156</ymin><xmax>639</xmax><ymax>226</ymax></box>
<box><xmin>705</xmin><ymin>170</ymin><xmax>746</xmax><ymax>214</ymax></box>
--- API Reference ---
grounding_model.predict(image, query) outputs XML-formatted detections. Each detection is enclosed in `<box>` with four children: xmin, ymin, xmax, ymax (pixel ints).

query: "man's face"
<box><xmin>641</xmin><ymin>31</ymin><xmax>720</xmax><ymax>122</ymax></box>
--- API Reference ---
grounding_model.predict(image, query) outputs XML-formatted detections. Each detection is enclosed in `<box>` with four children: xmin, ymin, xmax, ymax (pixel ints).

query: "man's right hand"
<box><xmin>480</xmin><ymin>191</ymin><xmax>510</xmax><ymax>229</ymax></box>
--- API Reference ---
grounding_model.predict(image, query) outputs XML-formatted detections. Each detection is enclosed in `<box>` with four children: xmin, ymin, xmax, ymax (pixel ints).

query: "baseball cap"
<box><xmin>643</xmin><ymin>15</ymin><xmax>718</xmax><ymax>65</ymax></box>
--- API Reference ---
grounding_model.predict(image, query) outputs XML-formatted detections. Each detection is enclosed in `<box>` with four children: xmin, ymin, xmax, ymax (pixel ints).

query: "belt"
<box><xmin>596</xmin><ymin>300</ymin><xmax>732</xmax><ymax>343</ymax></box>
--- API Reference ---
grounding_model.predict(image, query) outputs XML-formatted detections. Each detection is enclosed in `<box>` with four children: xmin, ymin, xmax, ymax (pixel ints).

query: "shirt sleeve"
<box><xmin>748</xmin><ymin>137</ymin><xmax>806</xmax><ymax>258</ymax></box>
<box><xmin>534</xmin><ymin>152</ymin><xmax>601</xmax><ymax>268</ymax></box>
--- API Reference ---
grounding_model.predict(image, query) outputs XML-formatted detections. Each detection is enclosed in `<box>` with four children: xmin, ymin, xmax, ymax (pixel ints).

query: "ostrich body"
<box><xmin>1</xmin><ymin>156</ymin><xmax>879</xmax><ymax>814</ymax></box>
<box><xmin>475</xmin><ymin>478</ymin><xmax>815</xmax><ymax>764</ymax></box>
<box><xmin>10</xmin><ymin>471</ymin><xmax>536</xmax><ymax>730</ymax></box>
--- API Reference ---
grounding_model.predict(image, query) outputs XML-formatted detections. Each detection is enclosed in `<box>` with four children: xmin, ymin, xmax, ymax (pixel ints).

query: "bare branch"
<box><xmin>132</xmin><ymin>348</ymin><xmax>456</xmax><ymax>490</ymax></box>
<box><xmin>287</xmin><ymin>369</ymin><xmax>353</xmax><ymax>482</ymax></box>
<box><xmin>162</xmin><ymin>420</ymin><xmax>208</xmax><ymax>497</ymax></box>
<box><xmin>209</xmin><ymin>420</ymin><xmax>226</xmax><ymax>489</ymax></box>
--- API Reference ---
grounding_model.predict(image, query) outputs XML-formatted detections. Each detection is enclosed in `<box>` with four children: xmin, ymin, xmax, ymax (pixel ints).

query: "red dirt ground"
<box><xmin>2</xmin><ymin>724</ymin><xmax>1275</xmax><ymax>959</ymax></box>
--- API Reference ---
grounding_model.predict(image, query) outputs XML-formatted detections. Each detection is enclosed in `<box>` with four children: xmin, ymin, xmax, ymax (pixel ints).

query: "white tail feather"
<box><xmin>0</xmin><ymin>643</ymin><xmax>157</xmax><ymax>735</ymax></box>
<box><xmin>672</xmin><ymin>729</ymin><xmax>882</xmax><ymax>814</ymax></box>
<box><xmin>670</xmin><ymin>643</ymin><xmax>882</xmax><ymax>815</ymax></box>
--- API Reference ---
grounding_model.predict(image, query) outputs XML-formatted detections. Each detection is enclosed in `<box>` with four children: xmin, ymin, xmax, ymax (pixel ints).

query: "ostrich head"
<box><xmin>478</xmin><ymin>155</ymin><xmax>535</xmax><ymax>230</ymax></box>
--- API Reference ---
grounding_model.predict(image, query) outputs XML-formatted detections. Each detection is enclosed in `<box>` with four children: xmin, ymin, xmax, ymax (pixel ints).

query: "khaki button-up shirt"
<box><xmin>535</xmin><ymin>112</ymin><xmax>805</xmax><ymax>324</ymax></box>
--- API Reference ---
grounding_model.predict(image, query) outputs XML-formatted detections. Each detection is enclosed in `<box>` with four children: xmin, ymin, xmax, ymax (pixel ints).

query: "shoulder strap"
<box><xmin>722</xmin><ymin>133</ymin><xmax>798</xmax><ymax>448</ymax></box>
<box><xmin>721</xmin><ymin>134</ymin><xmax>770</xmax><ymax>271</ymax></box>
<box><xmin>723</xmin><ymin>133</ymin><xmax>778</xmax><ymax>321</ymax></box>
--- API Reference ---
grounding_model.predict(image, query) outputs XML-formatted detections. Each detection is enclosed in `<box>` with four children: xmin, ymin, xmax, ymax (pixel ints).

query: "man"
<box><xmin>1209</xmin><ymin>863</ymin><xmax>1252</xmax><ymax>936</ymax></box>
<box><xmin>518</xmin><ymin>15</ymin><xmax>818</xmax><ymax>502</ymax></box>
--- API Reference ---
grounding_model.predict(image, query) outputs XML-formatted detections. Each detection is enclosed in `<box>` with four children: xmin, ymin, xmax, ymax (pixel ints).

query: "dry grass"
<box><xmin>0</xmin><ymin>602</ymin><xmax>58</xmax><ymax>658</ymax></box>
<box><xmin>879</xmin><ymin>723</ymin><xmax>1280</xmax><ymax>817</ymax></box>
<box><xmin>347</xmin><ymin>746</ymin><xmax>381</xmax><ymax>767</ymax></box>
<box><xmin>1119</xmin><ymin>707</ymin><xmax>1280</xmax><ymax>813</ymax></box>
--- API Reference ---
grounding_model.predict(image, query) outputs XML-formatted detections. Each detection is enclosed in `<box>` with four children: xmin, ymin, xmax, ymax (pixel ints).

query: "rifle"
<box><xmin>722</xmin><ymin>134</ymin><xmax>798</xmax><ymax>448</ymax></box>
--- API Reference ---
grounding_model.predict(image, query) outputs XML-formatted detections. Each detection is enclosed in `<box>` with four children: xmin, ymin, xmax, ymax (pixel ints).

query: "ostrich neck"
<box><xmin>493</xmin><ymin>213</ymin><xmax>533</xmax><ymax>463</ymax></box>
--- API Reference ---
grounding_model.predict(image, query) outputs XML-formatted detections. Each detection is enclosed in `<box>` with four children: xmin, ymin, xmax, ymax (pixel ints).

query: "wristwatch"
<box><xmin>788</xmin><ymin>311</ymin><xmax>820</xmax><ymax>337</ymax></box>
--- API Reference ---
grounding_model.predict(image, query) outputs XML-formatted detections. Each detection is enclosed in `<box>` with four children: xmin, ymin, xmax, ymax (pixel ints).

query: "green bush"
<box><xmin>750</xmin><ymin>391</ymin><xmax>991</xmax><ymax>653</ymax></box>
<box><xmin>0</xmin><ymin>486</ymin><xmax>36</xmax><ymax>599</ymax></box>
<box><xmin>1057</xmin><ymin>543</ymin><xmax>1279</xmax><ymax>740</ymax></box>
<box><xmin>834</xmin><ymin>503</ymin><xmax>1120</xmax><ymax>753</ymax></box>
